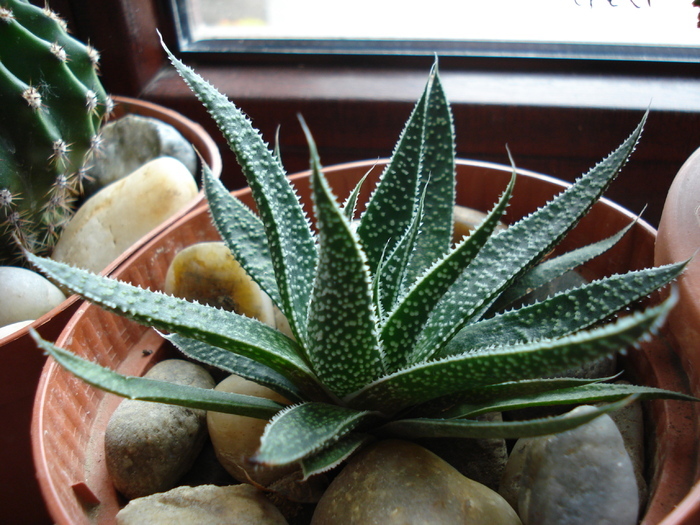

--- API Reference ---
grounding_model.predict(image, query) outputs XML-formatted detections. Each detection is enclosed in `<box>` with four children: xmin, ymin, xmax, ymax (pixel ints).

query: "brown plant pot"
<box><xmin>32</xmin><ymin>159</ymin><xmax>699</xmax><ymax>524</ymax></box>
<box><xmin>0</xmin><ymin>96</ymin><xmax>222</xmax><ymax>524</ymax></box>
<box><xmin>654</xmin><ymin>146</ymin><xmax>700</xmax><ymax>525</ymax></box>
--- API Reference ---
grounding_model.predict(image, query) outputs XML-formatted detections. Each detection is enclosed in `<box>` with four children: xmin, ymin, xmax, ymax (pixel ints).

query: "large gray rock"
<box><xmin>116</xmin><ymin>483</ymin><xmax>288</xmax><ymax>525</ymax></box>
<box><xmin>87</xmin><ymin>114</ymin><xmax>197</xmax><ymax>192</ymax></box>
<box><xmin>105</xmin><ymin>359</ymin><xmax>215</xmax><ymax>500</ymax></box>
<box><xmin>499</xmin><ymin>405</ymin><xmax>639</xmax><ymax>525</ymax></box>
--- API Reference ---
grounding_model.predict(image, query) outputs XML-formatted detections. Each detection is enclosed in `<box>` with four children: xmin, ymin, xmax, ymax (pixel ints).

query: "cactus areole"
<box><xmin>30</xmin><ymin>37</ymin><xmax>697</xmax><ymax>482</ymax></box>
<box><xmin>0</xmin><ymin>0</ymin><xmax>111</xmax><ymax>264</ymax></box>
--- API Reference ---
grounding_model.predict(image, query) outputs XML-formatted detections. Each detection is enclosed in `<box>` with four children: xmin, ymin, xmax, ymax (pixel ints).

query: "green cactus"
<box><xmin>30</xmin><ymin>46</ymin><xmax>697</xmax><ymax>488</ymax></box>
<box><xmin>0</xmin><ymin>0</ymin><xmax>111</xmax><ymax>264</ymax></box>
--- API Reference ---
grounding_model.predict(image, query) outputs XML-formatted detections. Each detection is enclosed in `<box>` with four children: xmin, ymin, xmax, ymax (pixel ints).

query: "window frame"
<box><xmin>170</xmin><ymin>0</ymin><xmax>700</xmax><ymax>63</ymax></box>
<box><xmin>51</xmin><ymin>0</ymin><xmax>700</xmax><ymax>226</ymax></box>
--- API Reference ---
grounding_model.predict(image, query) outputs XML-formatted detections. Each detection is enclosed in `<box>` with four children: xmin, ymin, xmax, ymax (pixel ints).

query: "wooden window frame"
<box><xmin>52</xmin><ymin>0</ymin><xmax>700</xmax><ymax>226</ymax></box>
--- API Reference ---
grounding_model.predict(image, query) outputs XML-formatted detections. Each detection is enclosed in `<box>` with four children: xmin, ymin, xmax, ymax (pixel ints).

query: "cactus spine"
<box><xmin>0</xmin><ymin>0</ymin><xmax>111</xmax><ymax>264</ymax></box>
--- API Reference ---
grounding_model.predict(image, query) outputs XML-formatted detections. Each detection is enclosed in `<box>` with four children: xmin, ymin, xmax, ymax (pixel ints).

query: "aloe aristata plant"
<box><xmin>30</xmin><ymin>45</ymin><xmax>696</xmax><ymax>480</ymax></box>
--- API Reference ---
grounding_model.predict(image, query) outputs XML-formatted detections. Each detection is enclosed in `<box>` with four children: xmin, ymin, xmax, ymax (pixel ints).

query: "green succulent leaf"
<box><xmin>413</xmin><ymin>114</ymin><xmax>647</xmax><ymax>358</ymax></box>
<box><xmin>375</xmin><ymin>183</ymin><xmax>428</xmax><ymax>317</ymax></box>
<box><xmin>403</xmin><ymin>62</ymin><xmax>455</xmax><ymax>283</ymax></box>
<box><xmin>341</xmin><ymin>165</ymin><xmax>374</xmax><ymax>221</ymax></box>
<box><xmin>381</xmin><ymin>396</ymin><xmax>634</xmax><ymax>440</ymax></box>
<box><xmin>27</xmin><ymin>253</ymin><xmax>319</xmax><ymax>393</ymax></box>
<box><xmin>356</xmin><ymin>60</ymin><xmax>454</xmax><ymax>277</ymax></box>
<box><xmin>255</xmin><ymin>402</ymin><xmax>382</xmax><ymax>467</ymax></box>
<box><xmin>202</xmin><ymin>164</ymin><xmax>281</xmax><ymax>307</ymax></box>
<box><xmin>440</xmin><ymin>382</ymin><xmax>699</xmax><ymax>419</ymax></box>
<box><xmin>304</xmin><ymin>123</ymin><xmax>384</xmax><ymax>397</ymax></box>
<box><xmin>32</xmin><ymin>330</ymin><xmax>284</xmax><ymax>419</ymax></box>
<box><xmin>166</xmin><ymin>333</ymin><xmax>305</xmax><ymax>403</ymax></box>
<box><xmin>162</xmin><ymin>37</ymin><xmax>317</xmax><ymax>346</ymax></box>
<box><xmin>440</xmin><ymin>261</ymin><xmax>686</xmax><ymax>357</ymax></box>
<box><xmin>407</xmin><ymin>375</ymin><xmax>620</xmax><ymax>418</ymax></box>
<box><xmin>492</xmin><ymin>219</ymin><xmax>637</xmax><ymax>312</ymax></box>
<box><xmin>381</xmin><ymin>169</ymin><xmax>516</xmax><ymax>369</ymax></box>
<box><xmin>301</xmin><ymin>433</ymin><xmax>374</xmax><ymax>480</ymax></box>
<box><xmin>347</xmin><ymin>290</ymin><xmax>675</xmax><ymax>412</ymax></box>
<box><xmin>355</xmin><ymin>82</ymin><xmax>426</xmax><ymax>273</ymax></box>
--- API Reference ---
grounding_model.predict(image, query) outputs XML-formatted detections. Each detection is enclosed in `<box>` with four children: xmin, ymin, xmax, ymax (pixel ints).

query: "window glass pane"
<box><xmin>175</xmin><ymin>0</ymin><xmax>699</xmax><ymax>60</ymax></box>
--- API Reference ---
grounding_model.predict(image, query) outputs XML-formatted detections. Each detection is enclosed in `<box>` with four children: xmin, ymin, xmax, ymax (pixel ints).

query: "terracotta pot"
<box><xmin>654</xmin><ymin>146</ymin><xmax>700</xmax><ymax>525</ymax></box>
<box><xmin>32</xmin><ymin>159</ymin><xmax>698</xmax><ymax>524</ymax></box>
<box><xmin>0</xmin><ymin>96</ymin><xmax>221</xmax><ymax>524</ymax></box>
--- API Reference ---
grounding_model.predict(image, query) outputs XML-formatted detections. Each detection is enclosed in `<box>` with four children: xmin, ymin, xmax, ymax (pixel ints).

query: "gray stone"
<box><xmin>0</xmin><ymin>266</ymin><xmax>66</xmax><ymax>329</ymax></box>
<box><xmin>87</xmin><ymin>114</ymin><xmax>197</xmax><ymax>193</ymax></box>
<box><xmin>606</xmin><ymin>383</ymin><xmax>647</xmax><ymax>510</ymax></box>
<box><xmin>499</xmin><ymin>405</ymin><xmax>639</xmax><ymax>525</ymax></box>
<box><xmin>116</xmin><ymin>483</ymin><xmax>289</xmax><ymax>525</ymax></box>
<box><xmin>498</xmin><ymin>437</ymin><xmax>531</xmax><ymax>513</ymax></box>
<box><xmin>105</xmin><ymin>359</ymin><xmax>215</xmax><ymax>500</ymax></box>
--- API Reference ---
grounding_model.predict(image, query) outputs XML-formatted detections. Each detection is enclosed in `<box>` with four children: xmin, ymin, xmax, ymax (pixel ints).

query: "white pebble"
<box><xmin>51</xmin><ymin>157</ymin><xmax>197</xmax><ymax>273</ymax></box>
<box><xmin>0</xmin><ymin>266</ymin><xmax>66</xmax><ymax>329</ymax></box>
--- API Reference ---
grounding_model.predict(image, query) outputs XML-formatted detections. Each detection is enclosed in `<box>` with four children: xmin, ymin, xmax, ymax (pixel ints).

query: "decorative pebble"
<box><xmin>51</xmin><ymin>157</ymin><xmax>197</xmax><ymax>273</ymax></box>
<box><xmin>165</xmin><ymin>241</ymin><xmax>276</xmax><ymax>327</ymax></box>
<box><xmin>311</xmin><ymin>439</ymin><xmax>521</xmax><ymax>525</ymax></box>
<box><xmin>86</xmin><ymin>114</ymin><xmax>197</xmax><ymax>193</ymax></box>
<box><xmin>499</xmin><ymin>405</ymin><xmax>639</xmax><ymax>525</ymax></box>
<box><xmin>207</xmin><ymin>374</ymin><xmax>295</xmax><ymax>487</ymax></box>
<box><xmin>606</xmin><ymin>384</ymin><xmax>647</xmax><ymax>509</ymax></box>
<box><xmin>0</xmin><ymin>266</ymin><xmax>65</xmax><ymax>329</ymax></box>
<box><xmin>0</xmin><ymin>319</ymin><xmax>33</xmax><ymax>339</ymax></box>
<box><xmin>105</xmin><ymin>359</ymin><xmax>215</xmax><ymax>500</ymax></box>
<box><xmin>115</xmin><ymin>483</ymin><xmax>289</xmax><ymax>525</ymax></box>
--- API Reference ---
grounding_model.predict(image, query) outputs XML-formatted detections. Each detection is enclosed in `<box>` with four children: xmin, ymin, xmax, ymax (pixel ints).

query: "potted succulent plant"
<box><xmin>29</xmin><ymin>43</ymin><xmax>700</xmax><ymax>524</ymax></box>
<box><xmin>0</xmin><ymin>2</ymin><xmax>221</xmax><ymax>521</ymax></box>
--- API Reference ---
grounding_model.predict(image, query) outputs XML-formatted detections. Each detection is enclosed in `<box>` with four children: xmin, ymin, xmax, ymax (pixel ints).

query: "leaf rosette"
<box><xmin>30</xmin><ymin>40</ymin><xmax>696</xmax><ymax>478</ymax></box>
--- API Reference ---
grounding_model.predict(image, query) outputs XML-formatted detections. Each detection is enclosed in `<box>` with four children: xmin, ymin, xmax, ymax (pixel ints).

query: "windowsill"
<box><xmin>145</xmin><ymin>62</ymin><xmax>700</xmax><ymax>111</ymax></box>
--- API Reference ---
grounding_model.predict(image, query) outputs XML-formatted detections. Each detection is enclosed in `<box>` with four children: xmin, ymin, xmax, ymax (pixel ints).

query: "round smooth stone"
<box><xmin>207</xmin><ymin>374</ymin><xmax>295</xmax><ymax>487</ymax></box>
<box><xmin>105</xmin><ymin>359</ymin><xmax>215</xmax><ymax>500</ymax></box>
<box><xmin>86</xmin><ymin>114</ymin><xmax>197</xmax><ymax>193</ymax></box>
<box><xmin>0</xmin><ymin>266</ymin><xmax>66</xmax><ymax>329</ymax></box>
<box><xmin>500</xmin><ymin>406</ymin><xmax>639</xmax><ymax>525</ymax></box>
<box><xmin>164</xmin><ymin>241</ymin><xmax>276</xmax><ymax>327</ymax></box>
<box><xmin>51</xmin><ymin>157</ymin><xmax>197</xmax><ymax>273</ymax></box>
<box><xmin>312</xmin><ymin>439</ymin><xmax>521</xmax><ymax>525</ymax></box>
<box><xmin>116</xmin><ymin>483</ymin><xmax>289</xmax><ymax>525</ymax></box>
<box><xmin>0</xmin><ymin>320</ymin><xmax>34</xmax><ymax>339</ymax></box>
